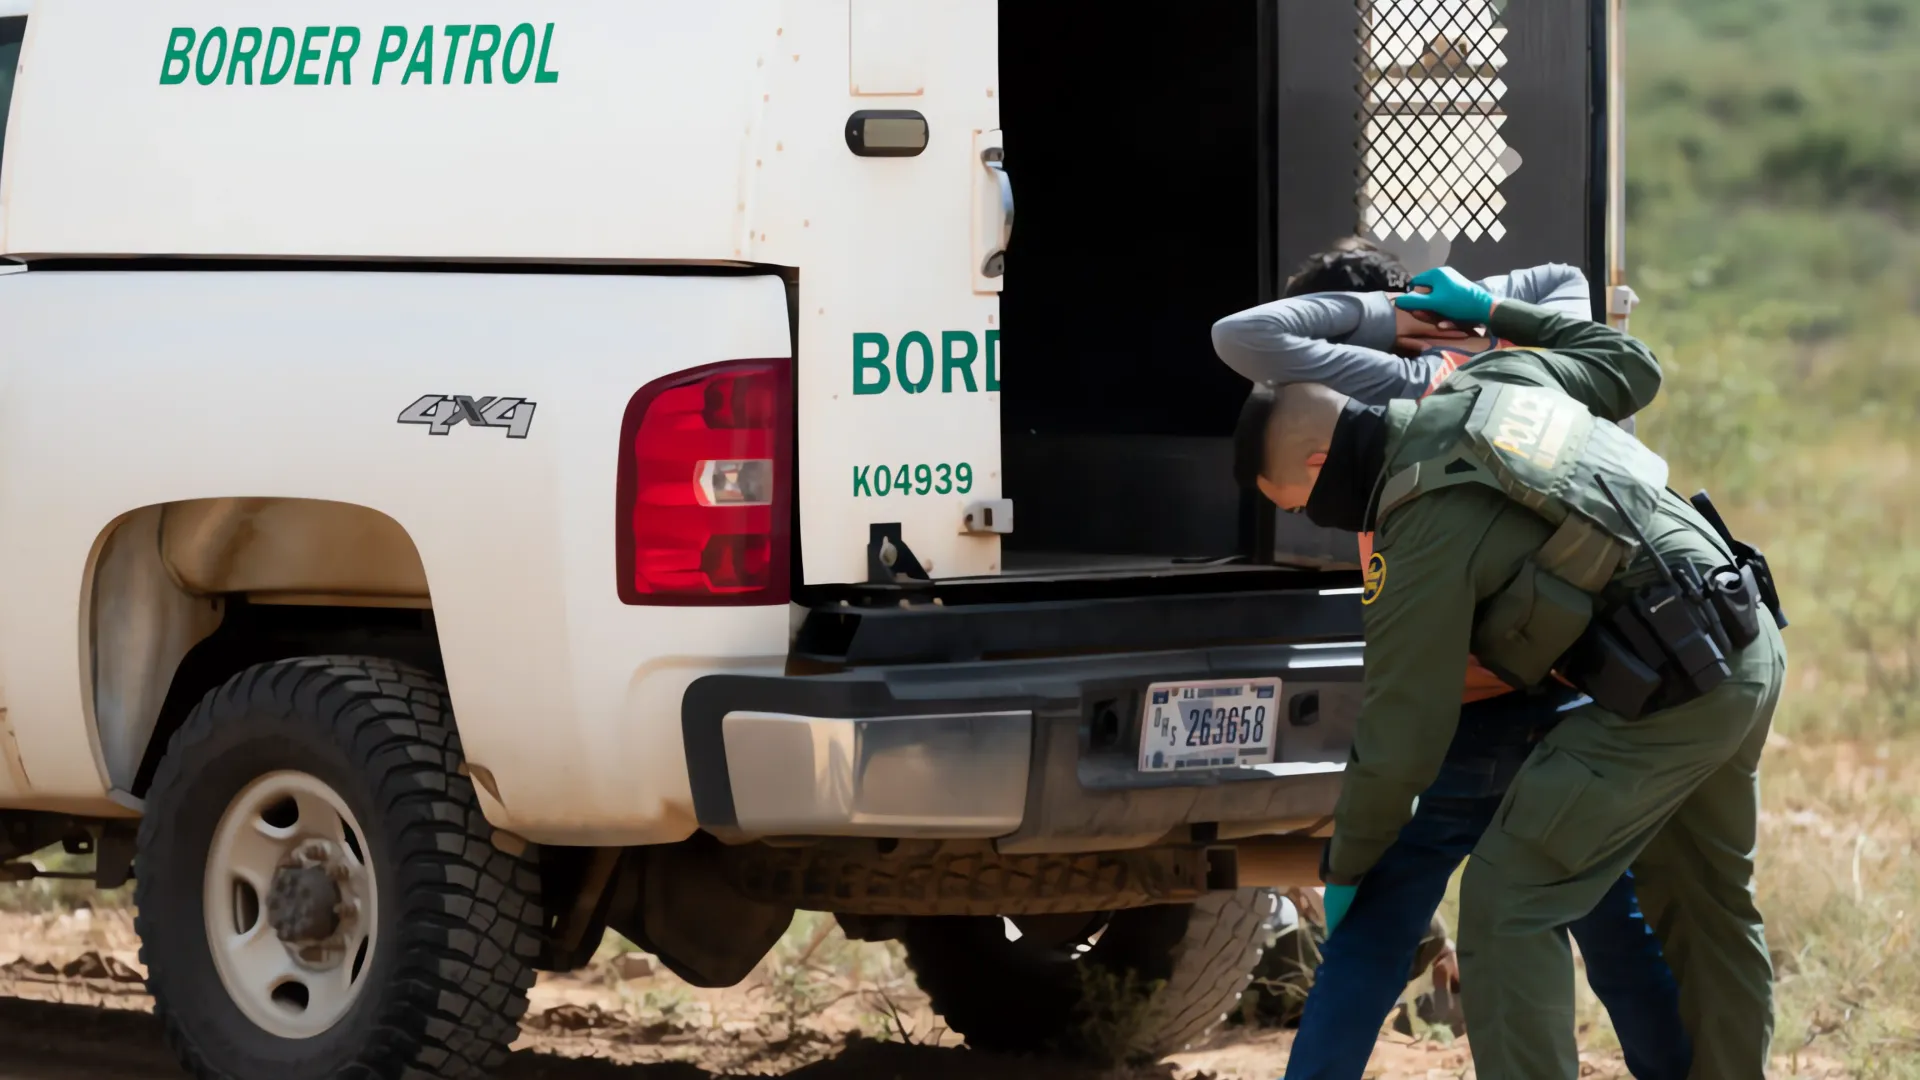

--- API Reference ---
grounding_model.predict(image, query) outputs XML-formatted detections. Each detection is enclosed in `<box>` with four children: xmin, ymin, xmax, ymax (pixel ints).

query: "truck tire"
<box><xmin>135</xmin><ymin>657</ymin><xmax>544</xmax><ymax>1080</ymax></box>
<box><xmin>902</xmin><ymin>888</ymin><xmax>1274</xmax><ymax>1059</ymax></box>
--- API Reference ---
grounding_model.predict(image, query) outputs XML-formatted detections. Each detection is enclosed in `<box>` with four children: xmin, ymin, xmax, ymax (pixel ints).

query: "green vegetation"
<box><xmin>1626</xmin><ymin>0</ymin><xmax>1920</xmax><ymax>1072</ymax></box>
<box><xmin>1630</xmin><ymin>0</ymin><xmax>1920</xmax><ymax>743</ymax></box>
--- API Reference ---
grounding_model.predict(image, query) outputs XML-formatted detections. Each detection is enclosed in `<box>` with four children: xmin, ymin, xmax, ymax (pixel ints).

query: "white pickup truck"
<box><xmin>0</xmin><ymin>1</ymin><xmax>1627</xmax><ymax>1075</ymax></box>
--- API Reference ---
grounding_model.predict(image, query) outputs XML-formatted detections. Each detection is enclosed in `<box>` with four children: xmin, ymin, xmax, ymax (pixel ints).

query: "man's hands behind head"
<box><xmin>1394</xmin><ymin>266</ymin><xmax>1497</xmax><ymax>325</ymax></box>
<box><xmin>1391</xmin><ymin>303</ymin><xmax>1484</xmax><ymax>357</ymax></box>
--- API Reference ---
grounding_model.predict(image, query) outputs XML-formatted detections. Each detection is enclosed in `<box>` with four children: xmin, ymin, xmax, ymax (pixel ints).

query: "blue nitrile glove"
<box><xmin>1394</xmin><ymin>266</ymin><xmax>1496</xmax><ymax>326</ymax></box>
<box><xmin>1322</xmin><ymin>883</ymin><xmax>1358</xmax><ymax>935</ymax></box>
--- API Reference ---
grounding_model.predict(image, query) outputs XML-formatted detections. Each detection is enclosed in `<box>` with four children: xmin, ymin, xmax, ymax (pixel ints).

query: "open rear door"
<box><xmin>796</xmin><ymin>0</ymin><xmax>1618</xmax><ymax>587</ymax></box>
<box><xmin>1272</xmin><ymin>0</ymin><xmax>1613</xmax><ymax>305</ymax></box>
<box><xmin>791</xmin><ymin>2</ymin><xmax>1006</xmax><ymax>589</ymax></box>
<box><xmin>1257</xmin><ymin>0</ymin><xmax>1615</xmax><ymax>562</ymax></box>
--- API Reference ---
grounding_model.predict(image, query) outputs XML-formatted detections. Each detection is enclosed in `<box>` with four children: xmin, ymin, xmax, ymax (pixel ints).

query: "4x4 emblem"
<box><xmin>397</xmin><ymin>395</ymin><xmax>537</xmax><ymax>439</ymax></box>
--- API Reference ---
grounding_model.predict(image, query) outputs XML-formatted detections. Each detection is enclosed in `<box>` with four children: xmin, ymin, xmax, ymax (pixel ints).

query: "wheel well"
<box><xmin>130</xmin><ymin>600</ymin><xmax>444</xmax><ymax>798</ymax></box>
<box><xmin>86</xmin><ymin>498</ymin><xmax>438</xmax><ymax>800</ymax></box>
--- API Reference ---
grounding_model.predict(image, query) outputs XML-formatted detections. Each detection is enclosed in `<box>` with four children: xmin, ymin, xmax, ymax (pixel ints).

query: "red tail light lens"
<box><xmin>616</xmin><ymin>360</ymin><xmax>792</xmax><ymax>605</ymax></box>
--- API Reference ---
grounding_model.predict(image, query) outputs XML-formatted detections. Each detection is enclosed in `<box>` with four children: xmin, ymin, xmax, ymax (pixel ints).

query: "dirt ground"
<box><xmin>0</xmin><ymin>908</ymin><xmax>1846</xmax><ymax>1079</ymax></box>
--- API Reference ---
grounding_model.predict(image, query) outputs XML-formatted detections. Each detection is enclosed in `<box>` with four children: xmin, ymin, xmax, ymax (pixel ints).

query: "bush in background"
<box><xmin>1627</xmin><ymin>1</ymin><xmax>1920</xmax><ymax>1071</ymax></box>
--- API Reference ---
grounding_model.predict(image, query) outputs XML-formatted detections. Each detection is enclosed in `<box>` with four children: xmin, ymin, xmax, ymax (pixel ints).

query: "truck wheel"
<box><xmin>902</xmin><ymin>888</ymin><xmax>1274</xmax><ymax>1060</ymax></box>
<box><xmin>135</xmin><ymin>657</ymin><xmax>544</xmax><ymax>1080</ymax></box>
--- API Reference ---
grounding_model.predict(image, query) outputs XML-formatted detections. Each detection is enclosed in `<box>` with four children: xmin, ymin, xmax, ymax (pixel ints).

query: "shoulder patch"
<box><xmin>1362</xmin><ymin>551</ymin><xmax>1387</xmax><ymax>606</ymax></box>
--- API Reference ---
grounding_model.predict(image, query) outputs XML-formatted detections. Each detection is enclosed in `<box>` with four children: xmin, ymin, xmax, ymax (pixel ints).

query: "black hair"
<box><xmin>1281</xmin><ymin>236</ymin><xmax>1411</xmax><ymax>298</ymax></box>
<box><xmin>1239</xmin><ymin>238</ymin><xmax>1406</xmax><ymax>491</ymax></box>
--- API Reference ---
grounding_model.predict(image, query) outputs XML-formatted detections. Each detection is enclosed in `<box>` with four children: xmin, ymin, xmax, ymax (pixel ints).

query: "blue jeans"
<box><xmin>1284</xmin><ymin>687</ymin><xmax>1692</xmax><ymax>1080</ymax></box>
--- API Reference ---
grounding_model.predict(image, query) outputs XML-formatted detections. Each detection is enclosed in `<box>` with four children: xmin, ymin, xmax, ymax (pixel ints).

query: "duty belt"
<box><xmin>1555</xmin><ymin>488</ymin><xmax>1782</xmax><ymax>720</ymax></box>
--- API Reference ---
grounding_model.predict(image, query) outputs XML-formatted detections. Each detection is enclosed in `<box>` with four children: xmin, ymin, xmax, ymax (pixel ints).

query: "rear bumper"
<box><xmin>715</xmin><ymin>708</ymin><xmax>1033</xmax><ymax>836</ymax></box>
<box><xmin>682</xmin><ymin>639</ymin><xmax>1363</xmax><ymax>854</ymax></box>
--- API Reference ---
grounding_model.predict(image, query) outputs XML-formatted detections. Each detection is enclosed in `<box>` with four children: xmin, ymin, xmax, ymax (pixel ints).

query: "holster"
<box><xmin>1556</xmin><ymin>561</ymin><xmax>1763</xmax><ymax>721</ymax></box>
<box><xmin>1690</xmin><ymin>490</ymin><xmax>1788</xmax><ymax>630</ymax></box>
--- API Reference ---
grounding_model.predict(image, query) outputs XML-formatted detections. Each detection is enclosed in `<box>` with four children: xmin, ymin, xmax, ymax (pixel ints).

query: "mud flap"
<box><xmin>606</xmin><ymin>838</ymin><xmax>795</xmax><ymax>989</ymax></box>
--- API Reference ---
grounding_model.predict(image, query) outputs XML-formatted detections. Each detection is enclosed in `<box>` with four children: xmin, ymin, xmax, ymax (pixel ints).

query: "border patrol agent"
<box><xmin>1254</xmin><ymin>267</ymin><xmax>1788</xmax><ymax>1079</ymax></box>
<box><xmin>1215</xmin><ymin>247</ymin><xmax>1687</xmax><ymax>1080</ymax></box>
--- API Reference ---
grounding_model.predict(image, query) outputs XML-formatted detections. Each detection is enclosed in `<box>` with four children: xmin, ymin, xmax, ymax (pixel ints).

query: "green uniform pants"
<box><xmin>1458</xmin><ymin>618</ymin><xmax>1786</xmax><ymax>1079</ymax></box>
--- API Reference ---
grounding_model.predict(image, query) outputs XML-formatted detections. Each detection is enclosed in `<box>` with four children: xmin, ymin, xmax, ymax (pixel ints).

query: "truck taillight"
<box><xmin>616</xmin><ymin>360</ymin><xmax>792</xmax><ymax>605</ymax></box>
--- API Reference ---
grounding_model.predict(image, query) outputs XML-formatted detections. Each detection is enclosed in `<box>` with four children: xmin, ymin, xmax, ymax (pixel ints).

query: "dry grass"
<box><xmin>1426</xmin><ymin>737</ymin><xmax>1920</xmax><ymax>1079</ymax></box>
<box><xmin>1759</xmin><ymin>739</ymin><xmax>1920</xmax><ymax>1077</ymax></box>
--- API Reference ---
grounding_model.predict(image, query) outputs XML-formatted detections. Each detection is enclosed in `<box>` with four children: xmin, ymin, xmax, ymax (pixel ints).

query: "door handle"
<box><xmin>981</xmin><ymin>147</ymin><xmax>1013</xmax><ymax>278</ymax></box>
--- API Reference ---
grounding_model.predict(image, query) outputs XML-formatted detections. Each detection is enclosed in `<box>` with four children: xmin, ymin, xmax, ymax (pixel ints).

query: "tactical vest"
<box><xmin>1368</xmin><ymin>371</ymin><xmax>1673</xmax><ymax>689</ymax></box>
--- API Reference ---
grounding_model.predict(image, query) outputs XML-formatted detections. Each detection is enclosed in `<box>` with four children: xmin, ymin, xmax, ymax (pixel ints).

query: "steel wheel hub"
<box><xmin>204</xmin><ymin>771</ymin><xmax>378</xmax><ymax>1040</ymax></box>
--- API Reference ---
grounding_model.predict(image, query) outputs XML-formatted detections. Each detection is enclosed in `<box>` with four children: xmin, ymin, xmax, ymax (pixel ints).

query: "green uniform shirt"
<box><xmin>1327</xmin><ymin>300</ymin><xmax>1685</xmax><ymax>879</ymax></box>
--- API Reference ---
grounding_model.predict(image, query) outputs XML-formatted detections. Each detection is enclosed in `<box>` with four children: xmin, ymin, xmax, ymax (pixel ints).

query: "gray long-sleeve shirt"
<box><xmin>1210</xmin><ymin>263</ymin><xmax>1593</xmax><ymax>405</ymax></box>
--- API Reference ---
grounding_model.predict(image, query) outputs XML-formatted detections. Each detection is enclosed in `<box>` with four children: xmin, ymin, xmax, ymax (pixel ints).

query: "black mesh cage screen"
<box><xmin>1265</xmin><ymin>0</ymin><xmax>1602</xmax><ymax>564</ymax></box>
<box><xmin>1275</xmin><ymin>0</ymin><xmax>1596</xmax><ymax>292</ymax></box>
<box><xmin>1356</xmin><ymin>0</ymin><xmax>1514</xmax><ymax>246</ymax></box>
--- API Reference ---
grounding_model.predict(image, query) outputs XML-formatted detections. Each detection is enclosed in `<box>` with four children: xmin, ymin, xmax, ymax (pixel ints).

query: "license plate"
<box><xmin>1137</xmin><ymin>678</ymin><xmax>1282</xmax><ymax>773</ymax></box>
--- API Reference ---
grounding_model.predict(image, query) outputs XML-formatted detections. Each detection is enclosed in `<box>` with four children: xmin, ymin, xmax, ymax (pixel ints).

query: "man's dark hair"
<box><xmin>1238</xmin><ymin>239</ymin><xmax>1407</xmax><ymax>492</ymax></box>
<box><xmin>1282</xmin><ymin>236</ymin><xmax>1411</xmax><ymax>298</ymax></box>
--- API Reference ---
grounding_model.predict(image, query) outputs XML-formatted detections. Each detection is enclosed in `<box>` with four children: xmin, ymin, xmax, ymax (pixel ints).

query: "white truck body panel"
<box><xmin>1</xmin><ymin>0</ymin><xmax>1004</xmax><ymax>586</ymax></box>
<box><xmin>0</xmin><ymin>269</ymin><xmax>791</xmax><ymax>843</ymax></box>
<box><xmin>0</xmin><ymin>2</ymin><xmax>1384</xmax><ymax>852</ymax></box>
